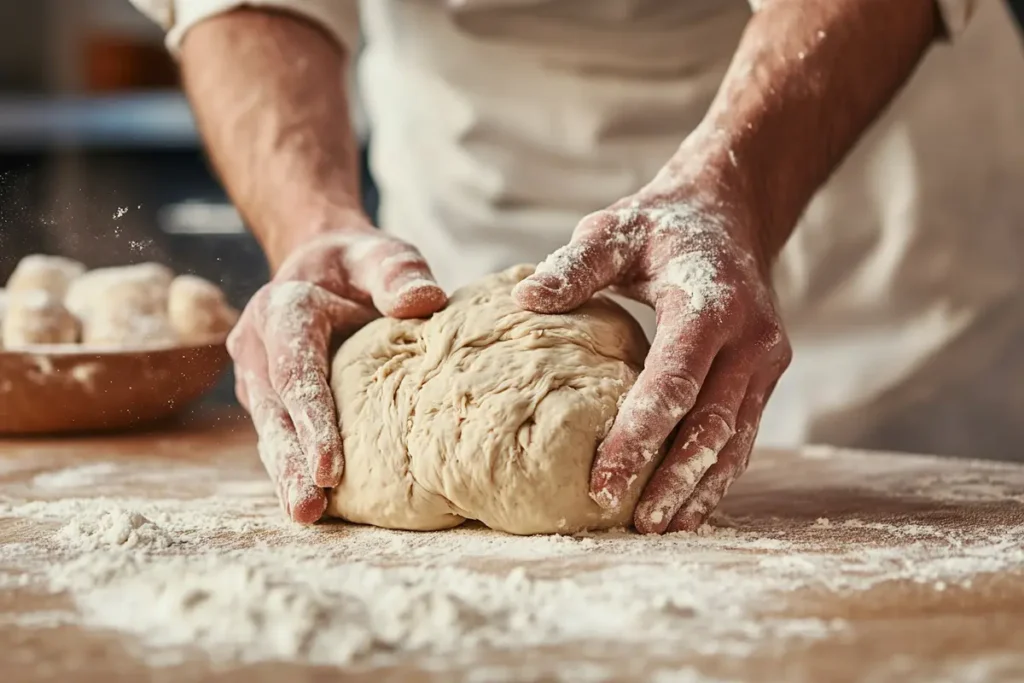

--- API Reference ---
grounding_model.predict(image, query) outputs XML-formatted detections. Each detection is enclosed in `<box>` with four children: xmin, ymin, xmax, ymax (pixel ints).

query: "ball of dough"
<box><xmin>168</xmin><ymin>275</ymin><xmax>239</xmax><ymax>343</ymax></box>
<box><xmin>65</xmin><ymin>262</ymin><xmax>173</xmax><ymax>322</ymax></box>
<box><xmin>84</xmin><ymin>309</ymin><xmax>178</xmax><ymax>347</ymax></box>
<box><xmin>67</xmin><ymin>263</ymin><xmax>176</xmax><ymax>347</ymax></box>
<box><xmin>328</xmin><ymin>265</ymin><xmax>654</xmax><ymax>535</ymax></box>
<box><xmin>1</xmin><ymin>290</ymin><xmax>79</xmax><ymax>347</ymax></box>
<box><xmin>6</xmin><ymin>254</ymin><xmax>85</xmax><ymax>298</ymax></box>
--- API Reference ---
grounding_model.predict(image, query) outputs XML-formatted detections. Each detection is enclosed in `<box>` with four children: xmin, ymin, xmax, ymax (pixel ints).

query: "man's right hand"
<box><xmin>174</xmin><ymin>8</ymin><xmax>451</xmax><ymax>522</ymax></box>
<box><xmin>227</xmin><ymin>226</ymin><xmax>447</xmax><ymax>523</ymax></box>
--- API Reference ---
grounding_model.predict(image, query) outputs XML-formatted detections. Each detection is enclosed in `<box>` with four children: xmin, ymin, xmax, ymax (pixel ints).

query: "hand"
<box><xmin>228</xmin><ymin>224</ymin><xmax>447</xmax><ymax>523</ymax></box>
<box><xmin>514</xmin><ymin>176</ymin><xmax>791</xmax><ymax>534</ymax></box>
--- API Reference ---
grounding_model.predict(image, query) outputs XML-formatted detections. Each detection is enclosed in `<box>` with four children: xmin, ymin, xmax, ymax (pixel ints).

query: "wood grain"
<box><xmin>1</xmin><ymin>411</ymin><xmax>1023</xmax><ymax>682</ymax></box>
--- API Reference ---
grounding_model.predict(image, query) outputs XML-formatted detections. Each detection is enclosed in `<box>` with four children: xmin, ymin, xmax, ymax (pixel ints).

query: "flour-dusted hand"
<box><xmin>228</xmin><ymin>228</ymin><xmax>447</xmax><ymax>523</ymax></box>
<box><xmin>514</xmin><ymin>165</ymin><xmax>791</xmax><ymax>534</ymax></box>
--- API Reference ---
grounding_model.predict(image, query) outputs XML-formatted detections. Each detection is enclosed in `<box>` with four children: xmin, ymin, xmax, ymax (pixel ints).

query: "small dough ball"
<box><xmin>2</xmin><ymin>290</ymin><xmax>79</xmax><ymax>347</ymax></box>
<box><xmin>0</xmin><ymin>288</ymin><xmax>8</xmax><ymax>335</ymax></box>
<box><xmin>67</xmin><ymin>263</ymin><xmax>176</xmax><ymax>347</ymax></box>
<box><xmin>168</xmin><ymin>275</ymin><xmax>239</xmax><ymax>343</ymax></box>
<box><xmin>65</xmin><ymin>262</ymin><xmax>173</xmax><ymax>322</ymax></box>
<box><xmin>84</xmin><ymin>308</ymin><xmax>178</xmax><ymax>347</ymax></box>
<box><xmin>6</xmin><ymin>254</ymin><xmax>86</xmax><ymax>298</ymax></box>
<box><xmin>328</xmin><ymin>265</ymin><xmax>655</xmax><ymax>535</ymax></box>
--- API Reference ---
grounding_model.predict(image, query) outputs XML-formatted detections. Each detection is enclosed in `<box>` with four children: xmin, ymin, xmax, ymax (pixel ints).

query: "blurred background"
<box><xmin>1</xmin><ymin>0</ymin><xmax>1022</xmax><ymax>417</ymax></box>
<box><xmin>0</xmin><ymin>0</ymin><xmax>375</xmax><ymax>404</ymax></box>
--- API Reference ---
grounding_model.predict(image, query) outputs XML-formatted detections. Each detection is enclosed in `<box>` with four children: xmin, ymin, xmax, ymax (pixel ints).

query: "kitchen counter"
<box><xmin>1</xmin><ymin>411</ymin><xmax>1024</xmax><ymax>682</ymax></box>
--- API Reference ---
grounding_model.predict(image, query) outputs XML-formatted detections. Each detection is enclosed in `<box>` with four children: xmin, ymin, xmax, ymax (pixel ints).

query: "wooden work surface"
<box><xmin>2</xmin><ymin>411</ymin><xmax>1024</xmax><ymax>683</ymax></box>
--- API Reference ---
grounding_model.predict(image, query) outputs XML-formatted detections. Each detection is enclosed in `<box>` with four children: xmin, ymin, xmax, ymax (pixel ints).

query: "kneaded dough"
<box><xmin>328</xmin><ymin>265</ymin><xmax>654</xmax><ymax>535</ymax></box>
<box><xmin>2</xmin><ymin>290</ymin><xmax>79</xmax><ymax>347</ymax></box>
<box><xmin>168</xmin><ymin>274</ymin><xmax>239</xmax><ymax>343</ymax></box>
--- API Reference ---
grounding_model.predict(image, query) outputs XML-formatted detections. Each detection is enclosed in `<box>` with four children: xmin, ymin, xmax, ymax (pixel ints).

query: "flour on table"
<box><xmin>32</xmin><ymin>462</ymin><xmax>121</xmax><ymax>490</ymax></box>
<box><xmin>3</xmin><ymin>452</ymin><xmax>1024</xmax><ymax>682</ymax></box>
<box><xmin>55</xmin><ymin>508</ymin><xmax>174</xmax><ymax>552</ymax></box>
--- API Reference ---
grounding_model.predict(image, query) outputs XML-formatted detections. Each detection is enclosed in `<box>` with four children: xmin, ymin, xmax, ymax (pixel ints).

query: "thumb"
<box><xmin>346</xmin><ymin>234</ymin><xmax>448</xmax><ymax>318</ymax></box>
<box><xmin>513</xmin><ymin>210</ymin><xmax>641</xmax><ymax>314</ymax></box>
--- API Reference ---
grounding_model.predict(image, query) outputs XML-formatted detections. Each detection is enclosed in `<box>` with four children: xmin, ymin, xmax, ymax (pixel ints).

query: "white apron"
<box><xmin>133</xmin><ymin>0</ymin><xmax>1024</xmax><ymax>460</ymax></box>
<box><xmin>359</xmin><ymin>0</ymin><xmax>1024</xmax><ymax>460</ymax></box>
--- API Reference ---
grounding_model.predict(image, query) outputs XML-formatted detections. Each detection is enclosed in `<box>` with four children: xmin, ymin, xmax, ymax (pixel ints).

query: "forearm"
<box><xmin>179</xmin><ymin>8</ymin><xmax>364</xmax><ymax>271</ymax></box>
<box><xmin>670</xmin><ymin>0</ymin><xmax>939</xmax><ymax>268</ymax></box>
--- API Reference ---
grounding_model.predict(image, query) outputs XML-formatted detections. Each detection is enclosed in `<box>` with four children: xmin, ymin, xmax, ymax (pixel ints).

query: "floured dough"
<box><xmin>6</xmin><ymin>254</ymin><xmax>85</xmax><ymax>299</ymax></box>
<box><xmin>66</xmin><ymin>263</ymin><xmax>177</xmax><ymax>347</ymax></box>
<box><xmin>2</xmin><ymin>290</ymin><xmax>79</xmax><ymax>347</ymax></box>
<box><xmin>168</xmin><ymin>275</ymin><xmax>239</xmax><ymax>343</ymax></box>
<box><xmin>328</xmin><ymin>265</ymin><xmax>653</xmax><ymax>535</ymax></box>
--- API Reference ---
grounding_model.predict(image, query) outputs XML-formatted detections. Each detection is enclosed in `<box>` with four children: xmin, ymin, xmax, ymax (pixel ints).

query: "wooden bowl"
<box><xmin>0</xmin><ymin>341</ymin><xmax>230</xmax><ymax>435</ymax></box>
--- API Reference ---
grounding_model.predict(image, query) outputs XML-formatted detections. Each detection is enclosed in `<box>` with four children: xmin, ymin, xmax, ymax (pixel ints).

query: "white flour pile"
<box><xmin>55</xmin><ymin>508</ymin><xmax>175</xmax><ymax>552</ymax></box>
<box><xmin>2</xmin><ymin>451</ymin><xmax>1024</xmax><ymax>681</ymax></box>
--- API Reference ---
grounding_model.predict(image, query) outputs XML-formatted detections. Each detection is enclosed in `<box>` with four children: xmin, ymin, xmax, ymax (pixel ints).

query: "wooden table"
<box><xmin>2</xmin><ymin>411</ymin><xmax>1024</xmax><ymax>683</ymax></box>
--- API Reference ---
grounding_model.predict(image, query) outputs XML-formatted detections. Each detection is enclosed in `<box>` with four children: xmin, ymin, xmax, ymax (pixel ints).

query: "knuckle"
<box><xmin>274</xmin><ymin>360</ymin><xmax>326</xmax><ymax>409</ymax></box>
<box><xmin>274</xmin><ymin>366</ymin><xmax>310</xmax><ymax>403</ymax></box>
<box><xmin>688</xmin><ymin>404</ymin><xmax>737</xmax><ymax>441</ymax></box>
<box><xmin>776</xmin><ymin>341</ymin><xmax>794</xmax><ymax>372</ymax></box>
<box><xmin>342</xmin><ymin>233</ymin><xmax>393</xmax><ymax>270</ymax></box>
<box><xmin>225</xmin><ymin>325</ymin><xmax>244</xmax><ymax>357</ymax></box>
<box><xmin>226</xmin><ymin>327</ymin><xmax>260</xmax><ymax>365</ymax></box>
<box><xmin>264</xmin><ymin>282</ymin><xmax>330</xmax><ymax>335</ymax></box>
<box><xmin>748</xmin><ymin>317</ymin><xmax>790</xmax><ymax>360</ymax></box>
<box><xmin>654</xmin><ymin>370</ymin><xmax>702</xmax><ymax>413</ymax></box>
<box><xmin>270</xmin><ymin>280</ymin><xmax>320</xmax><ymax>309</ymax></box>
<box><xmin>378</xmin><ymin>249</ymin><xmax>427</xmax><ymax>275</ymax></box>
<box><xmin>574</xmin><ymin>210</ymin><xmax>619</xmax><ymax>240</ymax></box>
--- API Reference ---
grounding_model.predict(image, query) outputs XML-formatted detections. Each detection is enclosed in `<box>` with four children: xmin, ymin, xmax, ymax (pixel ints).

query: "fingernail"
<box><xmin>590</xmin><ymin>487</ymin><xmax>619</xmax><ymax>510</ymax></box>
<box><xmin>634</xmin><ymin>497</ymin><xmax>672</xmax><ymax>534</ymax></box>
<box><xmin>315</xmin><ymin>453</ymin><xmax>344</xmax><ymax>488</ymax></box>
<box><xmin>388</xmin><ymin>278</ymin><xmax>447</xmax><ymax>317</ymax></box>
<box><xmin>589</xmin><ymin>470</ymin><xmax>625</xmax><ymax>510</ymax></box>
<box><xmin>289</xmin><ymin>485</ymin><xmax>328</xmax><ymax>524</ymax></box>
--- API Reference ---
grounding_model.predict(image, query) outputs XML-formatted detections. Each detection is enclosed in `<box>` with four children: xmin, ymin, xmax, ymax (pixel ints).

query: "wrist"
<box><xmin>642</xmin><ymin>131</ymin><xmax>778</xmax><ymax>277</ymax></box>
<box><xmin>263</xmin><ymin>202</ymin><xmax>371</xmax><ymax>273</ymax></box>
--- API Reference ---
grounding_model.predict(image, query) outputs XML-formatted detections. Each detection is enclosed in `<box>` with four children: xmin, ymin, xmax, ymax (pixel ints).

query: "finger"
<box><xmin>590</xmin><ymin>290</ymin><xmax>725</xmax><ymax>511</ymax></box>
<box><xmin>259</xmin><ymin>282</ymin><xmax>368</xmax><ymax>488</ymax></box>
<box><xmin>234</xmin><ymin>371</ymin><xmax>250</xmax><ymax>411</ymax></box>
<box><xmin>513</xmin><ymin>210</ymin><xmax>644</xmax><ymax>313</ymax></box>
<box><xmin>244</xmin><ymin>366</ymin><xmax>328</xmax><ymax>524</ymax></box>
<box><xmin>227</xmin><ymin>325</ymin><xmax>252</xmax><ymax>411</ymax></box>
<box><xmin>633</xmin><ymin>354</ymin><xmax>751</xmax><ymax>534</ymax></box>
<box><xmin>665</xmin><ymin>375</ymin><xmax>771</xmax><ymax>533</ymax></box>
<box><xmin>342</xmin><ymin>233</ymin><xmax>447</xmax><ymax>318</ymax></box>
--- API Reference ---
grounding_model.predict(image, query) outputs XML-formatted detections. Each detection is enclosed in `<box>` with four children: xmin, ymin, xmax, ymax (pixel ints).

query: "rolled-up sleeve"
<box><xmin>128</xmin><ymin>0</ymin><xmax>360</xmax><ymax>55</ymax></box>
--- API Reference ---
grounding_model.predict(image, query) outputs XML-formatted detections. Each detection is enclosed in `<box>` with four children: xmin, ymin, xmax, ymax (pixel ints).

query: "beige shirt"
<box><xmin>133</xmin><ymin>0</ymin><xmax>1024</xmax><ymax>460</ymax></box>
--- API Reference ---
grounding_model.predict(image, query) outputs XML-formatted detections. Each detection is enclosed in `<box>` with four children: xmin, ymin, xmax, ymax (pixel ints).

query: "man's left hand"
<box><xmin>514</xmin><ymin>166</ymin><xmax>791</xmax><ymax>534</ymax></box>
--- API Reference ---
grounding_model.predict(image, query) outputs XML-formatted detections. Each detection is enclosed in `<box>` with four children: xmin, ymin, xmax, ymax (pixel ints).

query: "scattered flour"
<box><xmin>0</xmin><ymin>489</ymin><xmax>847</xmax><ymax>678</ymax></box>
<box><xmin>660</xmin><ymin>254</ymin><xmax>723</xmax><ymax>316</ymax></box>
<box><xmin>2</xmin><ymin>453</ymin><xmax>1024</xmax><ymax>681</ymax></box>
<box><xmin>55</xmin><ymin>508</ymin><xmax>175</xmax><ymax>552</ymax></box>
<box><xmin>32</xmin><ymin>462</ymin><xmax>121</xmax><ymax>490</ymax></box>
